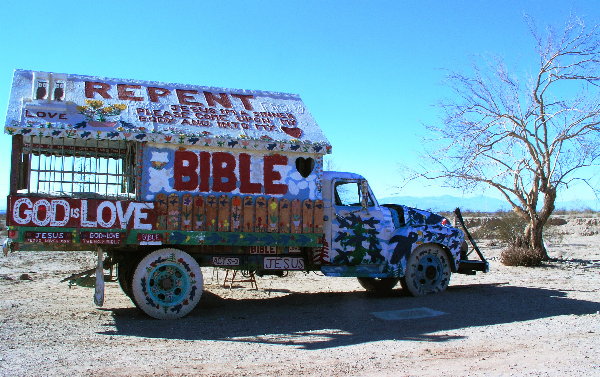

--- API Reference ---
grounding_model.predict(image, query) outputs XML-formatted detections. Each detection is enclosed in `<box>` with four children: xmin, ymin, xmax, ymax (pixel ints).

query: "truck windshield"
<box><xmin>14</xmin><ymin>135</ymin><xmax>137</xmax><ymax>199</ymax></box>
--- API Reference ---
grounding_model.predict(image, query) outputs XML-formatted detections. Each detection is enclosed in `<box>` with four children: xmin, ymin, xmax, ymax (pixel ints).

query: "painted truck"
<box><xmin>3</xmin><ymin>70</ymin><xmax>488</xmax><ymax>319</ymax></box>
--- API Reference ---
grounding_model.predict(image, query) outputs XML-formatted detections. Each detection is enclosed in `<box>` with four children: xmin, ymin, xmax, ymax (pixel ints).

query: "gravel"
<box><xmin>0</xmin><ymin>216</ymin><xmax>599</xmax><ymax>376</ymax></box>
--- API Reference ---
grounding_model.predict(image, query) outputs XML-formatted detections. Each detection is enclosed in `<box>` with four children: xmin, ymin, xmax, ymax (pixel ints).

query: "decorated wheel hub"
<box><xmin>147</xmin><ymin>264</ymin><xmax>189</xmax><ymax>305</ymax></box>
<box><xmin>416</xmin><ymin>254</ymin><xmax>443</xmax><ymax>287</ymax></box>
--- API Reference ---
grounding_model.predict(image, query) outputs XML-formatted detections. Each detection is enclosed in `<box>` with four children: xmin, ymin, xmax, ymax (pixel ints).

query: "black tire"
<box><xmin>357</xmin><ymin>277</ymin><xmax>399</xmax><ymax>292</ymax></box>
<box><xmin>401</xmin><ymin>244</ymin><xmax>451</xmax><ymax>296</ymax></box>
<box><xmin>117</xmin><ymin>260</ymin><xmax>135</xmax><ymax>299</ymax></box>
<box><xmin>131</xmin><ymin>248</ymin><xmax>203</xmax><ymax>319</ymax></box>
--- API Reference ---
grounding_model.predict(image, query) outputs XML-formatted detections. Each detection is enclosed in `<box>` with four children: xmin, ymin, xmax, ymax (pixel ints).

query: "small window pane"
<box><xmin>335</xmin><ymin>182</ymin><xmax>361</xmax><ymax>206</ymax></box>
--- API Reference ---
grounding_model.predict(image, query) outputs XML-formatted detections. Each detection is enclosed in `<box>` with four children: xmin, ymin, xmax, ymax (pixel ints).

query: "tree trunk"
<box><xmin>526</xmin><ymin>221</ymin><xmax>549</xmax><ymax>261</ymax></box>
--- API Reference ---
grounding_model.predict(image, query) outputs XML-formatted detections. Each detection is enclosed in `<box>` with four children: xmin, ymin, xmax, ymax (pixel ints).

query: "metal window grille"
<box><xmin>18</xmin><ymin>135</ymin><xmax>137</xmax><ymax>199</ymax></box>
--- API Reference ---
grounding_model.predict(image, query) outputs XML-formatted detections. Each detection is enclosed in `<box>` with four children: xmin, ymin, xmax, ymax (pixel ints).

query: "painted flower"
<box><xmin>86</xmin><ymin>99</ymin><xmax>104</xmax><ymax>109</ymax></box>
<box><xmin>78</xmin><ymin>100</ymin><xmax>127</xmax><ymax>121</ymax></box>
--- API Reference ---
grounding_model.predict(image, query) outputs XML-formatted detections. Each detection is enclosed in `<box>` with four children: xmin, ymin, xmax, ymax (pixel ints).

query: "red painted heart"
<box><xmin>282</xmin><ymin>127</ymin><xmax>303</xmax><ymax>138</ymax></box>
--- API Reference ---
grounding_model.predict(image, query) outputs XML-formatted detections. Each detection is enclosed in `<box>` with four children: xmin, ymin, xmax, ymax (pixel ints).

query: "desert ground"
<box><xmin>0</xmin><ymin>213</ymin><xmax>599</xmax><ymax>377</ymax></box>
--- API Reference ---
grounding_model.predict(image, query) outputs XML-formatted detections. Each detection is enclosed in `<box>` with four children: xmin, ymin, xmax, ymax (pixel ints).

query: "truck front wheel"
<box><xmin>131</xmin><ymin>248</ymin><xmax>203</xmax><ymax>319</ymax></box>
<box><xmin>357</xmin><ymin>277</ymin><xmax>399</xmax><ymax>293</ymax></box>
<box><xmin>400</xmin><ymin>244</ymin><xmax>451</xmax><ymax>296</ymax></box>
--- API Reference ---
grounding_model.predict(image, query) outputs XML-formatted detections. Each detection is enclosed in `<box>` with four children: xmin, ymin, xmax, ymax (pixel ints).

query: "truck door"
<box><xmin>329</xmin><ymin>179</ymin><xmax>391</xmax><ymax>267</ymax></box>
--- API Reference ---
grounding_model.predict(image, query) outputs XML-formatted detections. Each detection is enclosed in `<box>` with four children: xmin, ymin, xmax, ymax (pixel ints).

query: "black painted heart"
<box><xmin>295</xmin><ymin>157</ymin><xmax>315</xmax><ymax>178</ymax></box>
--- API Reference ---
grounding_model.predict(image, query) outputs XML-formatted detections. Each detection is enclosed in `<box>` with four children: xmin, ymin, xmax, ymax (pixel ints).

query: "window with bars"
<box><xmin>15</xmin><ymin>135</ymin><xmax>138</xmax><ymax>199</ymax></box>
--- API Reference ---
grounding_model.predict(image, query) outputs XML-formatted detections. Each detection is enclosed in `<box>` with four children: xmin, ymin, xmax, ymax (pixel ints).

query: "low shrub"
<box><xmin>500</xmin><ymin>234</ymin><xmax>545</xmax><ymax>266</ymax></box>
<box><xmin>500</xmin><ymin>246</ymin><xmax>543</xmax><ymax>266</ymax></box>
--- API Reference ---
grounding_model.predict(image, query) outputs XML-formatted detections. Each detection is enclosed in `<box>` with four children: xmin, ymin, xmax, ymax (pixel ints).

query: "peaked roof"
<box><xmin>4</xmin><ymin>69</ymin><xmax>331</xmax><ymax>154</ymax></box>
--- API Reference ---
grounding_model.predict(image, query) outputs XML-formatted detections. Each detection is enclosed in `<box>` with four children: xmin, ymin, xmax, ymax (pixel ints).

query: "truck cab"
<box><xmin>320</xmin><ymin>171</ymin><xmax>477</xmax><ymax>295</ymax></box>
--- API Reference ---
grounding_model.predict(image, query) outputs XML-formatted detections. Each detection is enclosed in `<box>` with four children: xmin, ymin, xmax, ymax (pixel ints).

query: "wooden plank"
<box><xmin>193</xmin><ymin>195</ymin><xmax>206</xmax><ymax>231</ymax></box>
<box><xmin>154</xmin><ymin>193</ymin><xmax>168</xmax><ymax>230</ymax></box>
<box><xmin>302</xmin><ymin>199</ymin><xmax>314</xmax><ymax>233</ymax></box>
<box><xmin>255</xmin><ymin>196</ymin><xmax>268</xmax><ymax>232</ymax></box>
<box><xmin>314</xmin><ymin>199</ymin><xmax>324</xmax><ymax>233</ymax></box>
<box><xmin>279</xmin><ymin>198</ymin><xmax>291</xmax><ymax>233</ymax></box>
<box><xmin>181</xmin><ymin>194</ymin><xmax>193</xmax><ymax>231</ymax></box>
<box><xmin>10</xmin><ymin>135</ymin><xmax>23</xmax><ymax>194</ymax></box>
<box><xmin>218</xmin><ymin>195</ymin><xmax>231</xmax><ymax>232</ymax></box>
<box><xmin>167</xmin><ymin>193</ymin><xmax>181</xmax><ymax>230</ymax></box>
<box><xmin>231</xmin><ymin>196</ymin><xmax>243</xmax><ymax>232</ymax></box>
<box><xmin>267</xmin><ymin>197</ymin><xmax>279</xmax><ymax>232</ymax></box>
<box><xmin>243</xmin><ymin>196</ymin><xmax>255</xmax><ymax>232</ymax></box>
<box><xmin>291</xmin><ymin>199</ymin><xmax>302</xmax><ymax>234</ymax></box>
<box><xmin>205</xmin><ymin>195</ymin><xmax>218</xmax><ymax>231</ymax></box>
<box><xmin>135</xmin><ymin>142</ymin><xmax>145</xmax><ymax>201</ymax></box>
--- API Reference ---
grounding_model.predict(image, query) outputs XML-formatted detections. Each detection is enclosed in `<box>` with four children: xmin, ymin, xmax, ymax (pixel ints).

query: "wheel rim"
<box><xmin>415</xmin><ymin>254</ymin><xmax>444</xmax><ymax>289</ymax></box>
<box><xmin>147</xmin><ymin>263</ymin><xmax>189</xmax><ymax>306</ymax></box>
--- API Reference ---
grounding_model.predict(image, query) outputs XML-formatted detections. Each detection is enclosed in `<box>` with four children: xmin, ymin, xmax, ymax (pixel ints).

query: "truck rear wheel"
<box><xmin>401</xmin><ymin>244</ymin><xmax>451</xmax><ymax>296</ymax></box>
<box><xmin>117</xmin><ymin>261</ymin><xmax>135</xmax><ymax>299</ymax></box>
<box><xmin>357</xmin><ymin>277</ymin><xmax>399</xmax><ymax>292</ymax></box>
<box><xmin>131</xmin><ymin>248</ymin><xmax>203</xmax><ymax>319</ymax></box>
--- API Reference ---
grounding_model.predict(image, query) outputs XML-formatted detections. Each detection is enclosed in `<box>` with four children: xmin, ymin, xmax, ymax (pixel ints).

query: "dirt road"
<box><xmin>0</xmin><ymin>217</ymin><xmax>599</xmax><ymax>376</ymax></box>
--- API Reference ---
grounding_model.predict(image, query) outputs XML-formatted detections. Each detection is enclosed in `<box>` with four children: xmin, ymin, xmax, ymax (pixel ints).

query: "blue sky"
<box><xmin>1</xmin><ymin>0</ymin><xmax>599</xmax><ymax>210</ymax></box>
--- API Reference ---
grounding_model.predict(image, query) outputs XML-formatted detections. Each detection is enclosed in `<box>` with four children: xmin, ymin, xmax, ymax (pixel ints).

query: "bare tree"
<box><xmin>422</xmin><ymin>16</ymin><xmax>600</xmax><ymax>262</ymax></box>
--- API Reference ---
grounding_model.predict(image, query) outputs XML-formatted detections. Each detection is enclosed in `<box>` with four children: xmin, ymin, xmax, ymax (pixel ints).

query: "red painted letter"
<box><xmin>85</xmin><ymin>81</ymin><xmax>112</xmax><ymax>99</ymax></box>
<box><xmin>231</xmin><ymin>94</ymin><xmax>255</xmax><ymax>110</ymax></box>
<box><xmin>212</xmin><ymin>152</ymin><xmax>237</xmax><ymax>192</ymax></box>
<box><xmin>264</xmin><ymin>155</ymin><xmax>288</xmax><ymax>194</ymax></box>
<box><xmin>176</xmin><ymin>89</ymin><xmax>202</xmax><ymax>105</ymax></box>
<box><xmin>199</xmin><ymin>151</ymin><xmax>211</xmax><ymax>192</ymax></box>
<box><xmin>204</xmin><ymin>92</ymin><xmax>232</xmax><ymax>108</ymax></box>
<box><xmin>147</xmin><ymin>87</ymin><xmax>171</xmax><ymax>102</ymax></box>
<box><xmin>174</xmin><ymin>151</ymin><xmax>198</xmax><ymax>191</ymax></box>
<box><xmin>239</xmin><ymin>153</ymin><xmax>262</xmax><ymax>193</ymax></box>
<box><xmin>117</xmin><ymin>84</ymin><xmax>143</xmax><ymax>101</ymax></box>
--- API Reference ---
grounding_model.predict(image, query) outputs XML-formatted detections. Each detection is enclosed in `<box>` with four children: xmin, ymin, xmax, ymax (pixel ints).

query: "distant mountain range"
<box><xmin>378</xmin><ymin>195</ymin><xmax>600</xmax><ymax>213</ymax></box>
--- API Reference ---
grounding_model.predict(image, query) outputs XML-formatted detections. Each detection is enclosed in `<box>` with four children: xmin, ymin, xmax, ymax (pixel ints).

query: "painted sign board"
<box><xmin>142</xmin><ymin>144</ymin><xmax>324</xmax><ymax>202</ymax></box>
<box><xmin>212</xmin><ymin>257</ymin><xmax>240</xmax><ymax>266</ymax></box>
<box><xmin>24</xmin><ymin>231</ymin><xmax>72</xmax><ymax>243</ymax></box>
<box><xmin>250</xmin><ymin>246</ymin><xmax>277</xmax><ymax>254</ymax></box>
<box><xmin>6</xmin><ymin>194</ymin><xmax>324</xmax><ymax>249</ymax></box>
<box><xmin>80</xmin><ymin>231</ymin><xmax>124</xmax><ymax>245</ymax></box>
<box><xmin>8</xmin><ymin>196</ymin><xmax>155</xmax><ymax>230</ymax></box>
<box><xmin>4</xmin><ymin>70</ymin><xmax>331</xmax><ymax>154</ymax></box>
<box><xmin>263</xmin><ymin>257</ymin><xmax>305</xmax><ymax>270</ymax></box>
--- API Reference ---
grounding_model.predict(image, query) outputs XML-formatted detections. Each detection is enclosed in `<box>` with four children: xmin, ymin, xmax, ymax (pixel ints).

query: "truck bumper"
<box><xmin>457</xmin><ymin>259</ymin><xmax>489</xmax><ymax>275</ymax></box>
